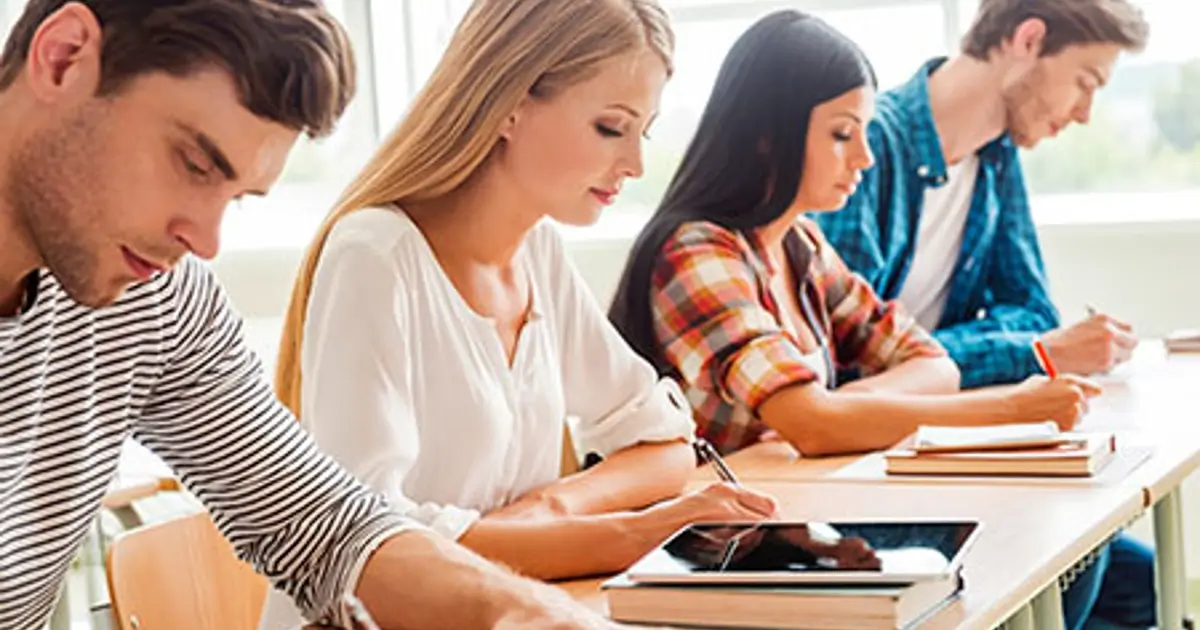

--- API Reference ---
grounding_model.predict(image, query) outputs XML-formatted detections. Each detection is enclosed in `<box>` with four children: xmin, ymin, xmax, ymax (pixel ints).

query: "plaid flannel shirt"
<box><xmin>651</xmin><ymin>218</ymin><xmax>946</xmax><ymax>454</ymax></box>
<box><xmin>814</xmin><ymin>58</ymin><xmax>1061</xmax><ymax>388</ymax></box>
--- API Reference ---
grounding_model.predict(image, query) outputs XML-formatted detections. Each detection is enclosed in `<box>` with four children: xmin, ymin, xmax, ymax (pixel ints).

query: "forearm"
<box><xmin>356</xmin><ymin>530</ymin><xmax>582</xmax><ymax>630</ymax></box>
<box><xmin>460</xmin><ymin>509</ymin><xmax>681</xmax><ymax>580</ymax></box>
<box><xmin>837</xmin><ymin>357</ymin><xmax>960</xmax><ymax>395</ymax></box>
<box><xmin>526</xmin><ymin>439</ymin><xmax>693</xmax><ymax>517</ymax></box>
<box><xmin>758</xmin><ymin>386</ymin><xmax>1014</xmax><ymax>456</ymax></box>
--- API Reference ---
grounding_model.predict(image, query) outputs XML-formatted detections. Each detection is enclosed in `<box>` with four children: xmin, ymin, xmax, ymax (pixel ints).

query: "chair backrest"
<box><xmin>105</xmin><ymin>512</ymin><xmax>267</xmax><ymax>630</ymax></box>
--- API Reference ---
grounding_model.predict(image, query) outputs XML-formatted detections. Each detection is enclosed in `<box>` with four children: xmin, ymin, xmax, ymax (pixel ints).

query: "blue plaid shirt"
<box><xmin>814</xmin><ymin>58</ymin><xmax>1059</xmax><ymax>388</ymax></box>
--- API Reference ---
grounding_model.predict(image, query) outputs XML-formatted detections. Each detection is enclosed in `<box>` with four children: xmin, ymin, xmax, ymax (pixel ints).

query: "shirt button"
<box><xmin>917</xmin><ymin>165</ymin><xmax>930</xmax><ymax>177</ymax></box>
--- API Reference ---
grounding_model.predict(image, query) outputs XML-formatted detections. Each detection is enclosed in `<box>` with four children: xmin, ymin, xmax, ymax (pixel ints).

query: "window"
<box><xmin>612</xmin><ymin>1</ymin><xmax>950</xmax><ymax>228</ymax></box>
<box><xmin>1019</xmin><ymin>0</ymin><xmax>1200</xmax><ymax>222</ymax></box>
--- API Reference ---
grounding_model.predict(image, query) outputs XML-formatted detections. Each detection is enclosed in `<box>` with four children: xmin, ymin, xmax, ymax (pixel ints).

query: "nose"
<box><xmin>1073</xmin><ymin>92</ymin><xmax>1094</xmax><ymax>125</ymax></box>
<box><xmin>169</xmin><ymin>201</ymin><xmax>227</xmax><ymax>261</ymax></box>
<box><xmin>621</xmin><ymin>137</ymin><xmax>645</xmax><ymax>179</ymax></box>
<box><xmin>853</xmin><ymin>137</ymin><xmax>875</xmax><ymax>171</ymax></box>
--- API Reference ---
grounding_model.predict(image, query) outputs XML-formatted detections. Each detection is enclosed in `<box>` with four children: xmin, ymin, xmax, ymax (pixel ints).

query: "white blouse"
<box><xmin>260</xmin><ymin>207</ymin><xmax>694</xmax><ymax>629</ymax></box>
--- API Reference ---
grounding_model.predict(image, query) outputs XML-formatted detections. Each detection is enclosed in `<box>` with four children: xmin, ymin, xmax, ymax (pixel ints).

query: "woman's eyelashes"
<box><xmin>832</xmin><ymin>129</ymin><xmax>854</xmax><ymax>142</ymax></box>
<box><xmin>595</xmin><ymin>123</ymin><xmax>624</xmax><ymax>138</ymax></box>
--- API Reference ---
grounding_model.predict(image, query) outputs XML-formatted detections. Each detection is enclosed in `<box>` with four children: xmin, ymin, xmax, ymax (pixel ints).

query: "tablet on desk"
<box><xmin>626</xmin><ymin>520</ymin><xmax>981</xmax><ymax>586</ymax></box>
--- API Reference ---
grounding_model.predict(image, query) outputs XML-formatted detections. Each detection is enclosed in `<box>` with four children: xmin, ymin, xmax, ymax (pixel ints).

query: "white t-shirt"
<box><xmin>897</xmin><ymin>154</ymin><xmax>979</xmax><ymax>331</ymax></box>
<box><xmin>260</xmin><ymin>207</ymin><xmax>695</xmax><ymax>629</ymax></box>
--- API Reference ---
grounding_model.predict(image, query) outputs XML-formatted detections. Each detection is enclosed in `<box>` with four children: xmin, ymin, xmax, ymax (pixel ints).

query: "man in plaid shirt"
<box><xmin>815</xmin><ymin>2</ymin><xmax>1156</xmax><ymax>629</ymax></box>
<box><xmin>816</xmin><ymin>0</ymin><xmax>1146</xmax><ymax>389</ymax></box>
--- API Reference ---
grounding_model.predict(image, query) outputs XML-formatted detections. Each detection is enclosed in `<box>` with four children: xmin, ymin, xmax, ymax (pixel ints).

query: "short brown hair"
<box><xmin>962</xmin><ymin>0</ymin><xmax>1149</xmax><ymax>60</ymax></box>
<box><xmin>0</xmin><ymin>0</ymin><xmax>355</xmax><ymax>138</ymax></box>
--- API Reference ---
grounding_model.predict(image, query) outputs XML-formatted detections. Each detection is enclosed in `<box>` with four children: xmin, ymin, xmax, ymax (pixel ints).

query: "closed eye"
<box><xmin>179</xmin><ymin>149</ymin><xmax>212</xmax><ymax>177</ymax></box>
<box><xmin>595</xmin><ymin>124</ymin><xmax>623</xmax><ymax>138</ymax></box>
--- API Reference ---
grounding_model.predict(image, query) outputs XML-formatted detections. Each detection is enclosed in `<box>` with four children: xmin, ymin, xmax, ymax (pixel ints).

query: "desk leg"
<box><xmin>1155</xmin><ymin>488</ymin><xmax>1189</xmax><ymax>630</ymax></box>
<box><xmin>1032</xmin><ymin>584</ymin><xmax>1065</xmax><ymax>630</ymax></box>
<box><xmin>1007</xmin><ymin>602</ymin><xmax>1035</xmax><ymax>630</ymax></box>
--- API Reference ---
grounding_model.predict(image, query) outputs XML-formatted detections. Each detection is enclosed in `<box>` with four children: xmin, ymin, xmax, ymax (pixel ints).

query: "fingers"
<box><xmin>1060</xmin><ymin>374</ymin><xmax>1103</xmax><ymax>398</ymax></box>
<box><xmin>1097</xmin><ymin>312</ymin><xmax>1134</xmax><ymax>333</ymax></box>
<box><xmin>697</xmin><ymin>483</ymin><xmax>778</xmax><ymax>519</ymax></box>
<box><xmin>733</xmin><ymin>486</ymin><xmax>779</xmax><ymax>518</ymax></box>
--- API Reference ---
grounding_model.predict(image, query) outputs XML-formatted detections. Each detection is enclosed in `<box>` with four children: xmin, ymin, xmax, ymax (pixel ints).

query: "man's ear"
<box><xmin>1005</xmin><ymin>17</ymin><xmax>1047</xmax><ymax>60</ymax></box>
<box><xmin>24</xmin><ymin>3</ymin><xmax>103</xmax><ymax>103</ymax></box>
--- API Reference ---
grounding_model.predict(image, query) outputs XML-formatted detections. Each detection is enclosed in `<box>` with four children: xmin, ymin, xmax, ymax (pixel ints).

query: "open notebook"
<box><xmin>887</xmin><ymin>423</ymin><xmax>1117</xmax><ymax>477</ymax></box>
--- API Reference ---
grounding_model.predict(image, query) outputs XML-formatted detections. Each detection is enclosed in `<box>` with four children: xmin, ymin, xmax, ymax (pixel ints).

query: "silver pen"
<box><xmin>693</xmin><ymin>438</ymin><xmax>741</xmax><ymax>486</ymax></box>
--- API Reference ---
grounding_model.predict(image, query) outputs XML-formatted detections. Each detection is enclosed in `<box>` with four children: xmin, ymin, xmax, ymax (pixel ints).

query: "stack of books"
<box><xmin>884</xmin><ymin>422</ymin><xmax>1116</xmax><ymax>477</ymax></box>
<box><xmin>1164</xmin><ymin>329</ymin><xmax>1200</xmax><ymax>353</ymax></box>
<box><xmin>603</xmin><ymin>572</ymin><xmax>962</xmax><ymax>629</ymax></box>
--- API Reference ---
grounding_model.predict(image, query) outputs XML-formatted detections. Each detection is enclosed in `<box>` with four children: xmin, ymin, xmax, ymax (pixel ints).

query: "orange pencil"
<box><xmin>1032</xmin><ymin>339</ymin><xmax>1058</xmax><ymax>378</ymax></box>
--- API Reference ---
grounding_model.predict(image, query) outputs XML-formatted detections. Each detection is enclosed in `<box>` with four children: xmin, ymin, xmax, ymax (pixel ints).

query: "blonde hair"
<box><xmin>275</xmin><ymin>0</ymin><xmax>674</xmax><ymax>415</ymax></box>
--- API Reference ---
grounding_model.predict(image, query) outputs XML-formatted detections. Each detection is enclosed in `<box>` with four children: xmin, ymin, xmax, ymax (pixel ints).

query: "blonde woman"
<box><xmin>261</xmin><ymin>1</ymin><xmax>776</xmax><ymax>627</ymax></box>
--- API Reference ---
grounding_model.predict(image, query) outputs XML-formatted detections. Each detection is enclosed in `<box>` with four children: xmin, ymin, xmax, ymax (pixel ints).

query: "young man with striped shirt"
<box><xmin>0</xmin><ymin>2</ymin><xmax>623</xmax><ymax>629</ymax></box>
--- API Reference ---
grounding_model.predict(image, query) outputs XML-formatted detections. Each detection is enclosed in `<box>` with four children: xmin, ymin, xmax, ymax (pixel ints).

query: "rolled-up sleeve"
<box><xmin>538</xmin><ymin>224</ymin><xmax>694</xmax><ymax>457</ymax></box>
<box><xmin>134</xmin><ymin>258</ymin><xmax>417</xmax><ymax>626</ymax></box>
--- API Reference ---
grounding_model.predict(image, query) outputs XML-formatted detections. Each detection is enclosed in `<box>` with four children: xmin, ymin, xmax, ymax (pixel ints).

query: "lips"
<box><xmin>590</xmin><ymin>187</ymin><xmax>619</xmax><ymax>206</ymax></box>
<box><xmin>121</xmin><ymin>247</ymin><xmax>166</xmax><ymax>281</ymax></box>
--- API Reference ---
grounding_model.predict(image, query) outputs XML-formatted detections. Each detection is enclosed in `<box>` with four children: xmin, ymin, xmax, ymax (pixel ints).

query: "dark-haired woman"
<box><xmin>609</xmin><ymin>10</ymin><xmax>1099</xmax><ymax>458</ymax></box>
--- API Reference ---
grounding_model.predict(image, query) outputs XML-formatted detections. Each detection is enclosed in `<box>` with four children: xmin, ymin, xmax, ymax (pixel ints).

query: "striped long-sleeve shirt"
<box><xmin>0</xmin><ymin>257</ymin><xmax>414</xmax><ymax>629</ymax></box>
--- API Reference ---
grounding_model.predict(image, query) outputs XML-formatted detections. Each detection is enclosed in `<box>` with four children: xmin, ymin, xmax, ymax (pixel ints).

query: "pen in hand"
<box><xmin>1032</xmin><ymin>338</ymin><xmax>1059</xmax><ymax>379</ymax></box>
<box><xmin>693</xmin><ymin>438</ymin><xmax>741</xmax><ymax>487</ymax></box>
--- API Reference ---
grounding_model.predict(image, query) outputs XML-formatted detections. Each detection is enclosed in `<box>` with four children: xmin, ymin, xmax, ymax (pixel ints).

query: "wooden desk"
<box><xmin>561</xmin><ymin>481</ymin><xmax>1142</xmax><ymax>630</ymax></box>
<box><xmin>697</xmin><ymin>343</ymin><xmax>1200</xmax><ymax>629</ymax></box>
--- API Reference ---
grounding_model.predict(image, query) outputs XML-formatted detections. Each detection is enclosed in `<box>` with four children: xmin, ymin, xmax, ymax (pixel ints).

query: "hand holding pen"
<box><xmin>1037</xmin><ymin>304</ymin><xmax>1137</xmax><ymax>375</ymax></box>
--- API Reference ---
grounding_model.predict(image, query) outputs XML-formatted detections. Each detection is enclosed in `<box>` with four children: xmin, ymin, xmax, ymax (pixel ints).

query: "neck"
<box><xmin>756</xmin><ymin>207</ymin><xmax>805</xmax><ymax>256</ymax></box>
<box><xmin>405</xmin><ymin>167</ymin><xmax>541</xmax><ymax>269</ymax></box>
<box><xmin>927</xmin><ymin>55</ymin><xmax>1009</xmax><ymax>165</ymax></box>
<box><xmin>0</xmin><ymin>100</ymin><xmax>41</xmax><ymax>317</ymax></box>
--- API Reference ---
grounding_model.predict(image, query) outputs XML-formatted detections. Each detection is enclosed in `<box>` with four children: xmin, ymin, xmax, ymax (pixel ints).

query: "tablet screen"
<box><xmin>635</xmin><ymin>521</ymin><xmax>978</xmax><ymax>579</ymax></box>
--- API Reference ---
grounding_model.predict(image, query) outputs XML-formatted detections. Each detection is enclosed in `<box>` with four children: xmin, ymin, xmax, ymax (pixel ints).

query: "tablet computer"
<box><xmin>626</xmin><ymin>520</ymin><xmax>981</xmax><ymax>585</ymax></box>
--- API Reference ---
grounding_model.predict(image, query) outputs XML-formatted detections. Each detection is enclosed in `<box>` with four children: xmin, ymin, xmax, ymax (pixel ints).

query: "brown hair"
<box><xmin>0</xmin><ymin>0</ymin><xmax>355</xmax><ymax>138</ymax></box>
<box><xmin>274</xmin><ymin>0</ymin><xmax>674</xmax><ymax>416</ymax></box>
<box><xmin>962</xmin><ymin>0</ymin><xmax>1149</xmax><ymax>60</ymax></box>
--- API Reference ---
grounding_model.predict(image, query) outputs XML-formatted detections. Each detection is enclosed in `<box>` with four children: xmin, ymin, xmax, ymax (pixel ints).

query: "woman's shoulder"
<box><xmin>663</xmin><ymin>219</ymin><xmax>746</xmax><ymax>253</ymax></box>
<box><xmin>325</xmin><ymin>205</ymin><xmax>422</xmax><ymax>255</ymax></box>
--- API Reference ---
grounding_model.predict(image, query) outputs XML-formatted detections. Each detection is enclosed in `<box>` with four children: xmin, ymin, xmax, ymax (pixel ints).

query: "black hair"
<box><xmin>609</xmin><ymin>9</ymin><xmax>876</xmax><ymax>374</ymax></box>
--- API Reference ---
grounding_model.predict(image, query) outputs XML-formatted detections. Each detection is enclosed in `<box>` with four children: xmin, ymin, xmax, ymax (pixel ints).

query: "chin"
<box><xmin>553</xmin><ymin>208</ymin><xmax>604</xmax><ymax>228</ymax></box>
<box><xmin>63</xmin><ymin>278</ymin><xmax>130</xmax><ymax>309</ymax></box>
<box><xmin>812</xmin><ymin>196</ymin><xmax>849</xmax><ymax>213</ymax></box>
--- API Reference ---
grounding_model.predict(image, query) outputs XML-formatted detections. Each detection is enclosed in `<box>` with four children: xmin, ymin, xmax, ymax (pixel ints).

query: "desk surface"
<box><xmin>560</xmin><ymin>480</ymin><xmax>1142</xmax><ymax>630</ymax></box>
<box><xmin>562</xmin><ymin>344</ymin><xmax>1200</xmax><ymax>629</ymax></box>
<box><xmin>714</xmin><ymin>344</ymin><xmax>1200</xmax><ymax>508</ymax></box>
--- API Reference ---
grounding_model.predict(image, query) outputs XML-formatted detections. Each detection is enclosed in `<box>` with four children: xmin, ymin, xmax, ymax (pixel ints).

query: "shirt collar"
<box><xmin>892</xmin><ymin>57</ymin><xmax>1014</xmax><ymax>183</ymax></box>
